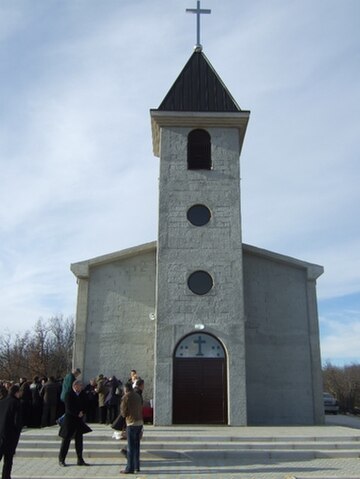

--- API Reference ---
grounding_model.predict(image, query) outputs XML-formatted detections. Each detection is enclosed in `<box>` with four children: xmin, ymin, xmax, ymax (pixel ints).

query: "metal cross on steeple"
<box><xmin>186</xmin><ymin>1</ymin><xmax>211</xmax><ymax>52</ymax></box>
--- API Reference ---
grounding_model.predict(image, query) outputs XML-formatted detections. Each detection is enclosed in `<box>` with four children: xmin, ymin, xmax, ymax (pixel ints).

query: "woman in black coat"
<box><xmin>0</xmin><ymin>384</ymin><xmax>22</xmax><ymax>479</ymax></box>
<box><xmin>58</xmin><ymin>379</ymin><xmax>92</xmax><ymax>467</ymax></box>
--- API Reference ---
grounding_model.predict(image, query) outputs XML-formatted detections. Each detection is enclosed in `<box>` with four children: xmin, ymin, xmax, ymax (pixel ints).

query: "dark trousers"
<box><xmin>125</xmin><ymin>425</ymin><xmax>142</xmax><ymax>473</ymax></box>
<box><xmin>0</xmin><ymin>449</ymin><xmax>14</xmax><ymax>479</ymax></box>
<box><xmin>99</xmin><ymin>406</ymin><xmax>107</xmax><ymax>424</ymax></box>
<box><xmin>86</xmin><ymin>402</ymin><xmax>98</xmax><ymax>423</ymax></box>
<box><xmin>107</xmin><ymin>404</ymin><xmax>118</xmax><ymax>424</ymax></box>
<box><xmin>59</xmin><ymin>432</ymin><xmax>83</xmax><ymax>462</ymax></box>
<box><xmin>41</xmin><ymin>403</ymin><xmax>57</xmax><ymax>427</ymax></box>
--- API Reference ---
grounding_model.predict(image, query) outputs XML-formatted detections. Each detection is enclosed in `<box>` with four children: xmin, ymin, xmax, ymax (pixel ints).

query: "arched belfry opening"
<box><xmin>173</xmin><ymin>332</ymin><xmax>227</xmax><ymax>424</ymax></box>
<box><xmin>187</xmin><ymin>129</ymin><xmax>212</xmax><ymax>170</ymax></box>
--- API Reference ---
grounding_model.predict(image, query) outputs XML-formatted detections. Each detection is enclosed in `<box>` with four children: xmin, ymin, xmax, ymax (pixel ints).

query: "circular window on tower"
<box><xmin>187</xmin><ymin>204</ymin><xmax>211</xmax><ymax>226</ymax></box>
<box><xmin>188</xmin><ymin>270</ymin><xmax>213</xmax><ymax>295</ymax></box>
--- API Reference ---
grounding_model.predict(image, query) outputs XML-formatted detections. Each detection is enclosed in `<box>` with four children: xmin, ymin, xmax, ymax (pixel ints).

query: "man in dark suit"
<box><xmin>0</xmin><ymin>384</ymin><xmax>22</xmax><ymax>479</ymax></box>
<box><xmin>58</xmin><ymin>379</ymin><xmax>92</xmax><ymax>467</ymax></box>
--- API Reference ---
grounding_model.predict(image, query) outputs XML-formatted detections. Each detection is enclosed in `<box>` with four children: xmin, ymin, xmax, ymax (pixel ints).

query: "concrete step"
<box><xmin>18</xmin><ymin>438</ymin><xmax>360</xmax><ymax>450</ymax></box>
<box><xmin>16</xmin><ymin>448</ymin><xmax>360</xmax><ymax>460</ymax></box>
<box><xmin>20</xmin><ymin>433</ymin><xmax>360</xmax><ymax>443</ymax></box>
<box><xmin>16</xmin><ymin>446</ymin><xmax>360</xmax><ymax>459</ymax></box>
<box><xmin>16</xmin><ymin>425</ymin><xmax>360</xmax><ymax>460</ymax></box>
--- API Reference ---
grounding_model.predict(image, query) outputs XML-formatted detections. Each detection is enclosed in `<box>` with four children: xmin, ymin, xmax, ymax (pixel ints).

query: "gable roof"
<box><xmin>70</xmin><ymin>241</ymin><xmax>156</xmax><ymax>279</ymax></box>
<box><xmin>70</xmin><ymin>241</ymin><xmax>323</xmax><ymax>282</ymax></box>
<box><xmin>157</xmin><ymin>50</ymin><xmax>242</xmax><ymax>112</ymax></box>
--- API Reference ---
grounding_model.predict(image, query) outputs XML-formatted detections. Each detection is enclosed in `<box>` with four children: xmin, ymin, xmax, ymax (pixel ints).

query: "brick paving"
<box><xmin>11</xmin><ymin>454</ymin><xmax>360</xmax><ymax>478</ymax></box>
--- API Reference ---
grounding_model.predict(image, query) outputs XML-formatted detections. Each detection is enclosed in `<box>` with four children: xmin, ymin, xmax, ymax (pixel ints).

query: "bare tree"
<box><xmin>0</xmin><ymin>316</ymin><xmax>74</xmax><ymax>381</ymax></box>
<box><xmin>323</xmin><ymin>362</ymin><xmax>360</xmax><ymax>412</ymax></box>
<box><xmin>0</xmin><ymin>334</ymin><xmax>16</xmax><ymax>379</ymax></box>
<box><xmin>47</xmin><ymin>315</ymin><xmax>74</xmax><ymax>377</ymax></box>
<box><xmin>27</xmin><ymin>319</ymin><xmax>51</xmax><ymax>377</ymax></box>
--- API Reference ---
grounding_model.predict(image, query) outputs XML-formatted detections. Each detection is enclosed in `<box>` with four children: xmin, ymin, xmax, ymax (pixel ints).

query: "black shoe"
<box><xmin>77</xmin><ymin>458</ymin><xmax>90</xmax><ymax>466</ymax></box>
<box><xmin>59</xmin><ymin>460</ymin><xmax>66</xmax><ymax>467</ymax></box>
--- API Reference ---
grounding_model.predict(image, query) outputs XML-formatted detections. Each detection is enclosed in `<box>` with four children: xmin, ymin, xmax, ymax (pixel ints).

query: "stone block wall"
<box><xmin>243</xmin><ymin>249</ymin><xmax>323</xmax><ymax>425</ymax></box>
<box><xmin>154</xmin><ymin>125</ymin><xmax>247</xmax><ymax>425</ymax></box>
<box><xmin>83</xmin><ymin>250</ymin><xmax>156</xmax><ymax>400</ymax></box>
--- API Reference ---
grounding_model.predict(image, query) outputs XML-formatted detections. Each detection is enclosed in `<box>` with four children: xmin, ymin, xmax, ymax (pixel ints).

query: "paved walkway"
<box><xmin>11</xmin><ymin>421</ymin><xmax>360</xmax><ymax>479</ymax></box>
<box><xmin>11</xmin><ymin>455</ymin><xmax>360</xmax><ymax>479</ymax></box>
<box><xmin>12</xmin><ymin>457</ymin><xmax>360</xmax><ymax>479</ymax></box>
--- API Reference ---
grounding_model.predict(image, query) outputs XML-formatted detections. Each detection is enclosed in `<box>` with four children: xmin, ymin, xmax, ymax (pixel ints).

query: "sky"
<box><xmin>0</xmin><ymin>0</ymin><xmax>359</xmax><ymax>366</ymax></box>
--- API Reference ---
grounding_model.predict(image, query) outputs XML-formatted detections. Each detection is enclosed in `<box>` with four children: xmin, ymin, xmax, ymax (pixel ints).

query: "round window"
<box><xmin>187</xmin><ymin>204</ymin><xmax>211</xmax><ymax>226</ymax></box>
<box><xmin>188</xmin><ymin>270</ymin><xmax>213</xmax><ymax>295</ymax></box>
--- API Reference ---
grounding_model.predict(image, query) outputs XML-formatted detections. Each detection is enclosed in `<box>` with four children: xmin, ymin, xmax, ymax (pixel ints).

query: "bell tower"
<box><xmin>150</xmin><ymin>45</ymin><xmax>250</xmax><ymax>425</ymax></box>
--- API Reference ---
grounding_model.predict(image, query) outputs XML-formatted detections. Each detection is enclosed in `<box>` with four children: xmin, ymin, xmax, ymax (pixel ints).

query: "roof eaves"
<box><xmin>70</xmin><ymin>241</ymin><xmax>157</xmax><ymax>279</ymax></box>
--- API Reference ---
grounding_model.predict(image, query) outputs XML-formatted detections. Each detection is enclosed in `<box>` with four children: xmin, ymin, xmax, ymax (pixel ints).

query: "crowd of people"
<box><xmin>0</xmin><ymin>368</ymin><xmax>147</xmax><ymax>477</ymax></box>
<box><xmin>0</xmin><ymin>369</ymin><xmax>137</xmax><ymax>428</ymax></box>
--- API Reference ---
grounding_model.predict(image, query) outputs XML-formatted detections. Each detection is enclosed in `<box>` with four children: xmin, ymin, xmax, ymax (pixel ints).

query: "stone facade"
<box><xmin>243</xmin><ymin>245</ymin><xmax>324</xmax><ymax>425</ymax></box>
<box><xmin>70</xmin><ymin>49</ymin><xmax>324</xmax><ymax>426</ymax></box>
<box><xmin>71</xmin><ymin>243</ymin><xmax>156</xmax><ymax>399</ymax></box>
<box><xmin>153</xmin><ymin>123</ymin><xmax>247</xmax><ymax>425</ymax></box>
<box><xmin>71</xmin><ymin>242</ymin><xmax>324</xmax><ymax>425</ymax></box>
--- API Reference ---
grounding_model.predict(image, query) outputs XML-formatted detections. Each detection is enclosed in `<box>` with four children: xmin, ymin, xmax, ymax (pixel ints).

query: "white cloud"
<box><xmin>320</xmin><ymin>311</ymin><xmax>360</xmax><ymax>365</ymax></box>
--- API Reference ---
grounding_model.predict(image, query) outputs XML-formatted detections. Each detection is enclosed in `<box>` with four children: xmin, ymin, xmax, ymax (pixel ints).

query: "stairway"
<box><xmin>17</xmin><ymin>424</ymin><xmax>360</xmax><ymax>461</ymax></box>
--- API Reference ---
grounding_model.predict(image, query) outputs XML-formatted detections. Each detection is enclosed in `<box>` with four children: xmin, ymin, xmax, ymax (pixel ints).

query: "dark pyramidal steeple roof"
<box><xmin>158</xmin><ymin>49</ymin><xmax>242</xmax><ymax>112</ymax></box>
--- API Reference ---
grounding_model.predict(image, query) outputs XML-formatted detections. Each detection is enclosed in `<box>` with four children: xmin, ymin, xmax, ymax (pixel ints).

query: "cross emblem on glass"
<box><xmin>193</xmin><ymin>335</ymin><xmax>206</xmax><ymax>356</ymax></box>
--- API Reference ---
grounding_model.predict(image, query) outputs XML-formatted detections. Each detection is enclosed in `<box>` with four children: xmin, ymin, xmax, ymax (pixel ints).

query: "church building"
<box><xmin>70</xmin><ymin>8</ymin><xmax>324</xmax><ymax>426</ymax></box>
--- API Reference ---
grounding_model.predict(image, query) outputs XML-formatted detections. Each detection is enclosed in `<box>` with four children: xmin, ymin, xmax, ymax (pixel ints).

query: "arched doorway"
<box><xmin>173</xmin><ymin>333</ymin><xmax>227</xmax><ymax>424</ymax></box>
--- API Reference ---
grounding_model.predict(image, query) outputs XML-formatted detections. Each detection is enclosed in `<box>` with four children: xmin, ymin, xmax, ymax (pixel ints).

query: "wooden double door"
<box><xmin>173</xmin><ymin>357</ymin><xmax>227</xmax><ymax>424</ymax></box>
